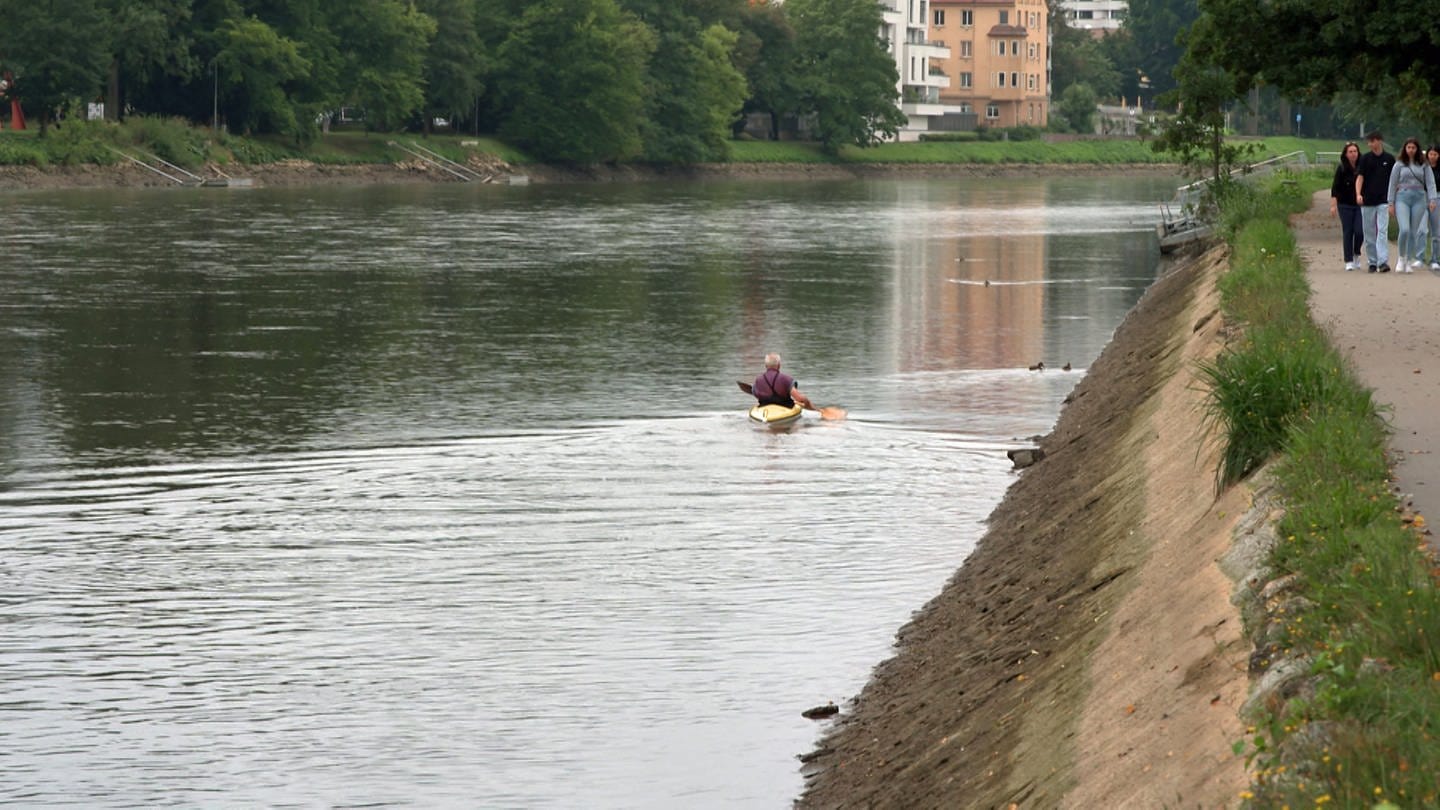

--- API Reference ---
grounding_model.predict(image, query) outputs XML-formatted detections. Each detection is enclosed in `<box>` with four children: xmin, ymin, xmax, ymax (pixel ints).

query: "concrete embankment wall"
<box><xmin>799</xmin><ymin>243</ymin><xmax>1253</xmax><ymax>808</ymax></box>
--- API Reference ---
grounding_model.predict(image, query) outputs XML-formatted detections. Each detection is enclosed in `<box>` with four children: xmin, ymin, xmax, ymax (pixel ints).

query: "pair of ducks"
<box><xmin>1028</xmin><ymin>362</ymin><xmax>1072</xmax><ymax>372</ymax></box>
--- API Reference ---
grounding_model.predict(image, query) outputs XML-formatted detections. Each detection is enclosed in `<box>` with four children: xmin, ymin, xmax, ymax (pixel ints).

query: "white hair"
<box><xmin>764</xmin><ymin>353</ymin><xmax>782</xmax><ymax>369</ymax></box>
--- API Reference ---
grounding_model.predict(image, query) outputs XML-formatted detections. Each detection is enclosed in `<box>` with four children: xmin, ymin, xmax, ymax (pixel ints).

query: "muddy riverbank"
<box><xmin>797</xmin><ymin>242</ymin><xmax>1251</xmax><ymax>808</ymax></box>
<box><xmin>0</xmin><ymin>160</ymin><xmax>1178</xmax><ymax>191</ymax></box>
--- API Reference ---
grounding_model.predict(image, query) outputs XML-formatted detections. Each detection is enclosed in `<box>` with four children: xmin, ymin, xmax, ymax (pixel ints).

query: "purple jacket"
<box><xmin>753</xmin><ymin>369</ymin><xmax>796</xmax><ymax>407</ymax></box>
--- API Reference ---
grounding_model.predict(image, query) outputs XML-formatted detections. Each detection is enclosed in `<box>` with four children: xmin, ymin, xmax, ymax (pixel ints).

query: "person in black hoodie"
<box><xmin>1330</xmin><ymin>141</ymin><xmax>1365</xmax><ymax>271</ymax></box>
<box><xmin>1356</xmin><ymin>130</ymin><xmax>1396</xmax><ymax>273</ymax></box>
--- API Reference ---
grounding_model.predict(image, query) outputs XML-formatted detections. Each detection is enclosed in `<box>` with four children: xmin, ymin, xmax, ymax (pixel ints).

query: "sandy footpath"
<box><xmin>1295</xmin><ymin>189</ymin><xmax>1440</xmax><ymax>537</ymax></box>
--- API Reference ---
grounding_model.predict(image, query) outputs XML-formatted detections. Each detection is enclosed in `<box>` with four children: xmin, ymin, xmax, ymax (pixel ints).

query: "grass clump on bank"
<box><xmin>1201</xmin><ymin>176</ymin><xmax>1440</xmax><ymax>807</ymax></box>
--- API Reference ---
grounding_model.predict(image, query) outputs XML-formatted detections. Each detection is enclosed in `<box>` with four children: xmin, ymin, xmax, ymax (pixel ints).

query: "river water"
<box><xmin>0</xmin><ymin>174</ymin><xmax>1175</xmax><ymax>808</ymax></box>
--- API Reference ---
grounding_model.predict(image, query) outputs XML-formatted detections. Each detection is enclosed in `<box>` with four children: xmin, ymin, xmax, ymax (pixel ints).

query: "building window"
<box><xmin>960</xmin><ymin>72</ymin><xmax>972</xmax><ymax>88</ymax></box>
<box><xmin>961</xmin><ymin>9</ymin><xmax>973</xmax><ymax>25</ymax></box>
<box><xmin>960</xmin><ymin>41</ymin><xmax>972</xmax><ymax>58</ymax></box>
<box><xmin>1011</xmin><ymin>40</ymin><xmax>1019</xmax><ymax>55</ymax></box>
<box><xmin>1011</xmin><ymin>71</ymin><xmax>1019</xmax><ymax>87</ymax></box>
<box><xmin>999</xmin><ymin>10</ymin><xmax>1008</xmax><ymax>24</ymax></box>
<box><xmin>986</xmin><ymin>104</ymin><xmax>1000</xmax><ymax>119</ymax></box>
<box><xmin>995</xmin><ymin>72</ymin><xmax>1006</xmax><ymax>88</ymax></box>
<box><xmin>960</xmin><ymin>102</ymin><xmax>973</xmax><ymax>114</ymax></box>
<box><xmin>1077</xmin><ymin>10</ymin><xmax>1093</xmax><ymax>19</ymax></box>
<box><xmin>1028</xmin><ymin>43</ymin><xmax>1037</xmax><ymax>59</ymax></box>
<box><xmin>1027</xmin><ymin>73</ymin><xmax>1036</xmax><ymax>90</ymax></box>
<box><xmin>995</xmin><ymin>40</ymin><xmax>1005</xmax><ymax>56</ymax></box>
<box><xmin>934</xmin><ymin>9</ymin><xmax>945</xmax><ymax>26</ymax></box>
<box><xmin>1028</xmin><ymin>103</ymin><xmax>1035</xmax><ymax>121</ymax></box>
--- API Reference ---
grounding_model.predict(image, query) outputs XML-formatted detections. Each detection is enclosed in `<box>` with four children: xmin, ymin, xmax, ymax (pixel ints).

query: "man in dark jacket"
<box><xmin>1356</xmin><ymin>130</ymin><xmax>1396</xmax><ymax>273</ymax></box>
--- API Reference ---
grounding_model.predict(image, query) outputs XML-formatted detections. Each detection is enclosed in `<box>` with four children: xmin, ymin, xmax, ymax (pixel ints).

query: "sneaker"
<box><xmin>1411</xmin><ymin>259</ymin><xmax>1424</xmax><ymax>270</ymax></box>
<box><xmin>1345</xmin><ymin>261</ymin><xmax>1357</xmax><ymax>271</ymax></box>
<box><xmin>1431</xmin><ymin>262</ymin><xmax>1439</xmax><ymax>271</ymax></box>
<box><xmin>1369</xmin><ymin>264</ymin><xmax>1379</xmax><ymax>273</ymax></box>
<box><xmin>1380</xmin><ymin>263</ymin><xmax>1392</xmax><ymax>273</ymax></box>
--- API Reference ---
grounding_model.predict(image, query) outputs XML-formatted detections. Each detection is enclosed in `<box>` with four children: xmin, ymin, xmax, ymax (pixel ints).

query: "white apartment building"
<box><xmin>1058</xmin><ymin>0</ymin><xmax>1126</xmax><ymax>33</ymax></box>
<box><xmin>880</xmin><ymin>0</ymin><xmax>952</xmax><ymax>140</ymax></box>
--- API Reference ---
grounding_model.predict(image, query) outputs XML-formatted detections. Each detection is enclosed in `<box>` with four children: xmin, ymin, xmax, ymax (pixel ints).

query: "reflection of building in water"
<box><xmin>888</xmin><ymin>186</ymin><xmax>1049</xmax><ymax>372</ymax></box>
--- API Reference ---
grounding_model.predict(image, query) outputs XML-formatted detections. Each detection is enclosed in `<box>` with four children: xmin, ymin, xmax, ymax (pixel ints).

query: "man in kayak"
<box><xmin>753</xmin><ymin>353</ymin><xmax>815</xmax><ymax>410</ymax></box>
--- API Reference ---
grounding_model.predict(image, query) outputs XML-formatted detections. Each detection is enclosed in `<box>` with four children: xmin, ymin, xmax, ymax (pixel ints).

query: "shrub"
<box><xmin>0</xmin><ymin>136</ymin><xmax>48</xmax><ymax>166</ymax></box>
<box><xmin>117</xmin><ymin>116</ymin><xmax>208</xmax><ymax>169</ymax></box>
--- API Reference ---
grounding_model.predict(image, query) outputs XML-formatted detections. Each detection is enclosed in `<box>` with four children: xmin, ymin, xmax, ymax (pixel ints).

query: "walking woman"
<box><xmin>1330</xmin><ymin>141</ymin><xmax>1364</xmax><ymax>271</ymax></box>
<box><xmin>1388</xmin><ymin>136</ymin><xmax>1438</xmax><ymax>272</ymax></box>
<box><xmin>1428</xmin><ymin>145</ymin><xmax>1440</xmax><ymax>270</ymax></box>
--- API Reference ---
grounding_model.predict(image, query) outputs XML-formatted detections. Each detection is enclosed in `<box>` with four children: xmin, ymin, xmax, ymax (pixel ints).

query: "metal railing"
<box><xmin>388</xmin><ymin>141</ymin><xmax>484</xmax><ymax>182</ymax></box>
<box><xmin>106</xmin><ymin>147</ymin><xmax>205</xmax><ymax>186</ymax></box>
<box><xmin>1165</xmin><ymin>150</ymin><xmax>1310</xmax><ymax>221</ymax></box>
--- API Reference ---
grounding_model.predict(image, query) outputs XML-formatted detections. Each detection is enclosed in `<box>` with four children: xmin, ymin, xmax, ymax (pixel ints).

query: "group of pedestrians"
<box><xmin>1331</xmin><ymin>130</ymin><xmax>1440</xmax><ymax>273</ymax></box>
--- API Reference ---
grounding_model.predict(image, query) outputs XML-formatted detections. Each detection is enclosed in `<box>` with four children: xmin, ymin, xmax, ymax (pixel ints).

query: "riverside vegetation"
<box><xmin>0</xmin><ymin>117</ymin><xmax>1342</xmax><ymax>172</ymax></box>
<box><xmin>1204</xmin><ymin>175</ymin><xmax>1440</xmax><ymax>807</ymax></box>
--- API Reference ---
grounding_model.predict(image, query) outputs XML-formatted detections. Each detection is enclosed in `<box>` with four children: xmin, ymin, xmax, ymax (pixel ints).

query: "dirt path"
<box><xmin>1294</xmin><ymin>189</ymin><xmax>1440</xmax><ymax>540</ymax></box>
<box><xmin>798</xmin><ymin>245</ymin><xmax>1250</xmax><ymax>808</ymax></box>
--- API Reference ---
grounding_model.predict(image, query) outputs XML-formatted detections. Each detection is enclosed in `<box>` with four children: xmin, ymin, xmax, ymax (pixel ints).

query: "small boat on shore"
<box><xmin>748</xmin><ymin>403</ymin><xmax>803</xmax><ymax>427</ymax></box>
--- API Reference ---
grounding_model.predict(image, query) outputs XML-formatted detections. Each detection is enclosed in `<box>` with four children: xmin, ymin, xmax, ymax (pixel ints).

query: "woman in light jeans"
<box><xmin>1388</xmin><ymin>137</ymin><xmax>1437</xmax><ymax>272</ymax></box>
<box><xmin>1428</xmin><ymin>146</ymin><xmax>1440</xmax><ymax>270</ymax></box>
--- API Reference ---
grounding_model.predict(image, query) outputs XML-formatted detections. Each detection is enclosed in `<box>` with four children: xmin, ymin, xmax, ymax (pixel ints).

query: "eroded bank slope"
<box><xmin>799</xmin><ymin>243</ymin><xmax>1251</xmax><ymax>808</ymax></box>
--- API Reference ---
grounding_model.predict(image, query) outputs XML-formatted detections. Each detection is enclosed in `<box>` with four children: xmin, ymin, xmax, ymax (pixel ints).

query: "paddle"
<box><xmin>737</xmin><ymin>381</ymin><xmax>847</xmax><ymax>421</ymax></box>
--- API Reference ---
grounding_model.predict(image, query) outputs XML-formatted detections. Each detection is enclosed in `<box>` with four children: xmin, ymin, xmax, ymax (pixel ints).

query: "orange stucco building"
<box><xmin>929</xmin><ymin>0</ymin><xmax>1049</xmax><ymax>128</ymax></box>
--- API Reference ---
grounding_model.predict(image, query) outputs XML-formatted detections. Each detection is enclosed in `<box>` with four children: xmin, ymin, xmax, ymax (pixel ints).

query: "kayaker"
<box><xmin>752</xmin><ymin>353</ymin><xmax>814</xmax><ymax>410</ymax></box>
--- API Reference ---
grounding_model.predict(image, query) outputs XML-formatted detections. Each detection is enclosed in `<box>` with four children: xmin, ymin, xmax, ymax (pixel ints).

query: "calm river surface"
<box><xmin>1</xmin><ymin>174</ymin><xmax>1176</xmax><ymax>808</ymax></box>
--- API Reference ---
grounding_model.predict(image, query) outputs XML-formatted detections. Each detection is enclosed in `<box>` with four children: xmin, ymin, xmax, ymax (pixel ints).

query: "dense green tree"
<box><xmin>417</xmin><ymin>0</ymin><xmax>486</xmax><ymax>133</ymax></box>
<box><xmin>616</xmin><ymin>2</ymin><xmax>749</xmax><ymax>162</ymax></box>
<box><xmin>729</xmin><ymin>0</ymin><xmax>795</xmax><ymax>139</ymax></box>
<box><xmin>1049</xmin><ymin>15</ymin><xmax>1119</xmax><ymax>100</ymax></box>
<box><xmin>1054</xmin><ymin>82</ymin><xmax>1100</xmax><ymax>133</ymax></box>
<box><xmin>106</xmin><ymin>0</ymin><xmax>197</xmax><ymax>121</ymax></box>
<box><xmin>785</xmin><ymin>0</ymin><xmax>904</xmax><ymax>152</ymax></box>
<box><xmin>329</xmin><ymin>0</ymin><xmax>435</xmax><ymax>131</ymax></box>
<box><xmin>0</xmin><ymin>0</ymin><xmax>113</xmax><ymax>133</ymax></box>
<box><xmin>493</xmin><ymin>0</ymin><xmax>655</xmax><ymax>162</ymax></box>
<box><xmin>1106</xmin><ymin>0</ymin><xmax>1197</xmax><ymax>105</ymax></box>
<box><xmin>636</xmin><ymin>23</ymin><xmax>747</xmax><ymax>162</ymax></box>
<box><xmin>213</xmin><ymin>15</ymin><xmax>311</xmax><ymax>137</ymax></box>
<box><xmin>1191</xmin><ymin>0</ymin><xmax>1440</xmax><ymax>134</ymax></box>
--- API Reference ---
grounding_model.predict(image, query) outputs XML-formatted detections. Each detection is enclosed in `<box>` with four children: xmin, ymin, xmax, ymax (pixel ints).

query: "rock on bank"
<box><xmin>798</xmin><ymin>244</ymin><xmax>1251</xmax><ymax>808</ymax></box>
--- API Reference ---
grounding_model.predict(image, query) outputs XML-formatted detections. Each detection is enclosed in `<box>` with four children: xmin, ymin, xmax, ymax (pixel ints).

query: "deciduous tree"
<box><xmin>416</xmin><ymin>0</ymin><xmax>486</xmax><ymax>133</ymax></box>
<box><xmin>0</xmin><ymin>0</ymin><xmax>113</xmax><ymax>133</ymax></box>
<box><xmin>1191</xmin><ymin>0</ymin><xmax>1440</xmax><ymax>134</ymax></box>
<box><xmin>329</xmin><ymin>0</ymin><xmax>435</xmax><ymax>132</ymax></box>
<box><xmin>785</xmin><ymin>0</ymin><xmax>904</xmax><ymax>152</ymax></box>
<box><xmin>493</xmin><ymin>0</ymin><xmax>655</xmax><ymax>162</ymax></box>
<box><xmin>213</xmin><ymin>15</ymin><xmax>310</xmax><ymax>137</ymax></box>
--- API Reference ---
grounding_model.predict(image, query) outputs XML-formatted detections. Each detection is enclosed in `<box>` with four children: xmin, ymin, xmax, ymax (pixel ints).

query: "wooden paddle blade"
<box><xmin>817</xmin><ymin>406</ymin><xmax>847</xmax><ymax>421</ymax></box>
<box><xmin>736</xmin><ymin>381</ymin><xmax>754</xmax><ymax>394</ymax></box>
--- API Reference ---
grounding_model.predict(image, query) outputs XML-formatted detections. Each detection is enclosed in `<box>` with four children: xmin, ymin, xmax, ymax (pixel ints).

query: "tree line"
<box><xmin>0</xmin><ymin>0</ymin><xmax>909</xmax><ymax>161</ymax></box>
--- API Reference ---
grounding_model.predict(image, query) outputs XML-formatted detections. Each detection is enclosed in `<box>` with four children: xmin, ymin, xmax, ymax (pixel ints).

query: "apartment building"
<box><xmin>1058</xmin><ymin>0</ymin><xmax>1125</xmax><ymax>34</ymax></box>
<box><xmin>929</xmin><ymin>0</ymin><xmax>1049</xmax><ymax>129</ymax></box>
<box><xmin>880</xmin><ymin>0</ymin><xmax>952</xmax><ymax>140</ymax></box>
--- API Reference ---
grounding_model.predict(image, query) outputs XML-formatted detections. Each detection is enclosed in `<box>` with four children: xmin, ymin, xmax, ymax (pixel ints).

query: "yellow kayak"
<box><xmin>748</xmin><ymin>403</ymin><xmax>804</xmax><ymax>427</ymax></box>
